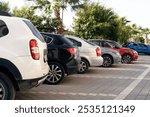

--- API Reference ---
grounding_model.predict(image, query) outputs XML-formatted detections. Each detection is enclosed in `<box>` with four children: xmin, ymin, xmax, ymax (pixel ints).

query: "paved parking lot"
<box><xmin>16</xmin><ymin>55</ymin><xmax>150</xmax><ymax>100</ymax></box>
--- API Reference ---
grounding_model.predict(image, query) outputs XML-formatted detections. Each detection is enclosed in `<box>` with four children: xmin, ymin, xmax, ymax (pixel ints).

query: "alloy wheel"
<box><xmin>78</xmin><ymin>59</ymin><xmax>88</xmax><ymax>73</ymax></box>
<box><xmin>103</xmin><ymin>55</ymin><xmax>112</xmax><ymax>67</ymax></box>
<box><xmin>122</xmin><ymin>54</ymin><xmax>132</xmax><ymax>64</ymax></box>
<box><xmin>46</xmin><ymin>64</ymin><xmax>64</xmax><ymax>84</ymax></box>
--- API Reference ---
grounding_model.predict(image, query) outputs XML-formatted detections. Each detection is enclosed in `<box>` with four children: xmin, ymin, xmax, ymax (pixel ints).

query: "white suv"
<box><xmin>66</xmin><ymin>35</ymin><xmax>103</xmax><ymax>73</ymax></box>
<box><xmin>0</xmin><ymin>13</ymin><xmax>49</xmax><ymax>100</ymax></box>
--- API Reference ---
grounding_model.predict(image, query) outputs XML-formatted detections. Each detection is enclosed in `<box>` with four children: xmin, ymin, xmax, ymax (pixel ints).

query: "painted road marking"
<box><xmin>20</xmin><ymin>91</ymin><xmax>117</xmax><ymax>97</ymax></box>
<box><xmin>114</xmin><ymin>66</ymin><xmax>150</xmax><ymax>100</ymax></box>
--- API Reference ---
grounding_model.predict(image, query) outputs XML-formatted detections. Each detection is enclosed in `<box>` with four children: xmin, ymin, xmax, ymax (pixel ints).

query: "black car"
<box><xmin>41</xmin><ymin>32</ymin><xmax>80</xmax><ymax>84</ymax></box>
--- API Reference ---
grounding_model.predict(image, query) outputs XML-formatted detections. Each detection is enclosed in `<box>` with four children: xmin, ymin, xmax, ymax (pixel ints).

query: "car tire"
<box><xmin>102</xmin><ymin>55</ymin><xmax>113</xmax><ymax>67</ymax></box>
<box><xmin>0</xmin><ymin>72</ymin><xmax>16</xmax><ymax>100</ymax></box>
<box><xmin>45</xmin><ymin>62</ymin><xmax>65</xmax><ymax>85</ymax></box>
<box><xmin>78</xmin><ymin>58</ymin><xmax>89</xmax><ymax>74</ymax></box>
<box><xmin>122</xmin><ymin>54</ymin><xmax>132</xmax><ymax>64</ymax></box>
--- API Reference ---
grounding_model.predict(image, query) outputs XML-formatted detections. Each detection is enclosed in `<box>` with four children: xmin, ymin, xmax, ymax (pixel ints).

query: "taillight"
<box><xmin>67</xmin><ymin>48</ymin><xmax>77</xmax><ymax>55</ymax></box>
<box><xmin>96</xmin><ymin>47</ymin><xmax>101</xmax><ymax>56</ymax></box>
<box><xmin>29</xmin><ymin>39</ymin><xmax>40</xmax><ymax>60</ymax></box>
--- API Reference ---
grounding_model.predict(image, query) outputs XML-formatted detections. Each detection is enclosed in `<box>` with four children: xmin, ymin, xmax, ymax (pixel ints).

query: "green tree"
<box><xmin>73</xmin><ymin>2</ymin><xmax>138</xmax><ymax>43</ymax></box>
<box><xmin>73</xmin><ymin>3</ymin><xmax>119</xmax><ymax>39</ymax></box>
<box><xmin>130</xmin><ymin>25</ymin><xmax>150</xmax><ymax>43</ymax></box>
<box><xmin>28</xmin><ymin>0</ymin><xmax>88</xmax><ymax>34</ymax></box>
<box><xmin>46</xmin><ymin>0</ymin><xmax>88</xmax><ymax>34</ymax></box>
<box><xmin>114</xmin><ymin>17</ymin><xmax>134</xmax><ymax>43</ymax></box>
<box><xmin>13</xmin><ymin>6</ymin><xmax>42</xmax><ymax>29</ymax></box>
<box><xmin>0</xmin><ymin>2</ymin><xmax>10</xmax><ymax>12</ymax></box>
<box><xmin>12</xmin><ymin>4</ymin><xmax>56</xmax><ymax>32</ymax></box>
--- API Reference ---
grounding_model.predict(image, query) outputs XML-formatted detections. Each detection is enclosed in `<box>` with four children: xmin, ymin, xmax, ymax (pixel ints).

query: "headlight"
<box><xmin>133</xmin><ymin>50</ymin><xmax>138</xmax><ymax>54</ymax></box>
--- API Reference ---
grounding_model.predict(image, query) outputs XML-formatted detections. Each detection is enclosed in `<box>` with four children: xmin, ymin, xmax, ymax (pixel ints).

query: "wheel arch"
<box><xmin>48</xmin><ymin>59</ymin><xmax>67</xmax><ymax>74</ymax></box>
<box><xmin>80</xmin><ymin>57</ymin><xmax>90</xmax><ymax>67</ymax></box>
<box><xmin>102</xmin><ymin>54</ymin><xmax>114</xmax><ymax>64</ymax></box>
<box><xmin>0</xmin><ymin>58</ymin><xmax>22</xmax><ymax>90</ymax></box>
<box><xmin>122</xmin><ymin>52</ymin><xmax>132</xmax><ymax>58</ymax></box>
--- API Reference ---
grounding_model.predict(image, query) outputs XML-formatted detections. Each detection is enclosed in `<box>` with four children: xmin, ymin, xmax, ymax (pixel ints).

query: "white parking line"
<box><xmin>70</xmin><ymin>75</ymin><xmax>143</xmax><ymax>80</ymax></box>
<box><xmin>114</xmin><ymin>66</ymin><xmax>150</xmax><ymax>100</ymax></box>
<box><xmin>21</xmin><ymin>91</ymin><xmax>117</xmax><ymax>97</ymax></box>
<box><xmin>91</xmin><ymin>67</ymin><xmax>145</xmax><ymax>71</ymax></box>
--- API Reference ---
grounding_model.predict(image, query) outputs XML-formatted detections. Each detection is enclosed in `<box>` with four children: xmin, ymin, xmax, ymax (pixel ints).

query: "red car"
<box><xmin>89</xmin><ymin>40</ymin><xmax>138</xmax><ymax>63</ymax></box>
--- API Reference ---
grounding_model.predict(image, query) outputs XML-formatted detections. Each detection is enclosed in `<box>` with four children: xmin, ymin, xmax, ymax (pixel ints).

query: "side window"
<box><xmin>0</xmin><ymin>20</ymin><xmax>9</xmax><ymax>38</ymax></box>
<box><xmin>133</xmin><ymin>43</ymin><xmax>138</xmax><ymax>46</ymax></box>
<box><xmin>141</xmin><ymin>43</ymin><xmax>147</xmax><ymax>47</ymax></box>
<box><xmin>42</xmin><ymin>34</ymin><xmax>53</xmax><ymax>45</ymax></box>
<box><xmin>103</xmin><ymin>42</ymin><xmax>112</xmax><ymax>47</ymax></box>
<box><xmin>92</xmin><ymin>41</ymin><xmax>99</xmax><ymax>46</ymax></box>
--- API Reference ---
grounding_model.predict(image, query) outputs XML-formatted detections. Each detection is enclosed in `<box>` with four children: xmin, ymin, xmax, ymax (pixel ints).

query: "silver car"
<box><xmin>101</xmin><ymin>47</ymin><xmax>121</xmax><ymax>67</ymax></box>
<box><xmin>65</xmin><ymin>35</ymin><xmax>103</xmax><ymax>73</ymax></box>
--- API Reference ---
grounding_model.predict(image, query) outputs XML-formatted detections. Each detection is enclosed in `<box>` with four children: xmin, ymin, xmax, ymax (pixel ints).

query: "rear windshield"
<box><xmin>42</xmin><ymin>33</ymin><xmax>74</xmax><ymax>46</ymax></box>
<box><xmin>23</xmin><ymin>20</ymin><xmax>45</xmax><ymax>42</ymax></box>
<box><xmin>61</xmin><ymin>36</ymin><xmax>74</xmax><ymax>46</ymax></box>
<box><xmin>84</xmin><ymin>39</ymin><xmax>96</xmax><ymax>46</ymax></box>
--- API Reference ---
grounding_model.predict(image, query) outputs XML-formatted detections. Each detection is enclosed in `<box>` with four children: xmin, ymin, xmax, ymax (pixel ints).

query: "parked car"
<box><xmin>0</xmin><ymin>12</ymin><xmax>49</xmax><ymax>100</ymax></box>
<box><xmin>101</xmin><ymin>47</ymin><xmax>121</xmax><ymax>67</ymax></box>
<box><xmin>41</xmin><ymin>32</ymin><xmax>80</xmax><ymax>84</ymax></box>
<box><xmin>88</xmin><ymin>40</ymin><xmax>121</xmax><ymax>67</ymax></box>
<box><xmin>89</xmin><ymin>39</ymin><xmax>138</xmax><ymax>64</ymax></box>
<box><xmin>123</xmin><ymin>42</ymin><xmax>150</xmax><ymax>54</ymax></box>
<box><xmin>65</xmin><ymin>35</ymin><xmax>103</xmax><ymax>73</ymax></box>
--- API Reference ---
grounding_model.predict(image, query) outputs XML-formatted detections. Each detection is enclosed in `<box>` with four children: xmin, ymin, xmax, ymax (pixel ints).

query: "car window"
<box><xmin>141</xmin><ymin>43</ymin><xmax>147</xmax><ymax>47</ymax></box>
<box><xmin>139</xmin><ymin>43</ymin><xmax>147</xmax><ymax>47</ymax></box>
<box><xmin>91</xmin><ymin>40</ymin><xmax>99</xmax><ymax>46</ymax></box>
<box><xmin>43</xmin><ymin>34</ymin><xmax>64</xmax><ymax>46</ymax></box>
<box><xmin>108</xmin><ymin>41</ymin><xmax>122</xmax><ymax>48</ymax></box>
<box><xmin>99</xmin><ymin>41</ymin><xmax>103</xmax><ymax>47</ymax></box>
<box><xmin>133</xmin><ymin>43</ymin><xmax>138</xmax><ymax>46</ymax></box>
<box><xmin>103</xmin><ymin>42</ymin><xmax>112</xmax><ymax>47</ymax></box>
<box><xmin>0</xmin><ymin>20</ymin><xmax>9</xmax><ymax>38</ymax></box>
<box><xmin>68</xmin><ymin>38</ymin><xmax>79</xmax><ymax>46</ymax></box>
<box><xmin>84</xmin><ymin>39</ymin><xmax>96</xmax><ymax>46</ymax></box>
<box><xmin>42</xmin><ymin>34</ymin><xmax>53</xmax><ymax>44</ymax></box>
<box><xmin>23</xmin><ymin>20</ymin><xmax>45</xmax><ymax>42</ymax></box>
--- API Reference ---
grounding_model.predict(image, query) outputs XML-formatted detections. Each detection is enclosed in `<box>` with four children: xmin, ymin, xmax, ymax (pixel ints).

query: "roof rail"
<box><xmin>0</xmin><ymin>11</ymin><xmax>12</xmax><ymax>16</ymax></box>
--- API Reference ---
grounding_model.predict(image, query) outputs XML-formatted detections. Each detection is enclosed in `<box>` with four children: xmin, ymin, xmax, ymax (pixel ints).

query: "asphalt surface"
<box><xmin>16</xmin><ymin>54</ymin><xmax>150</xmax><ymax>100</ymax></box>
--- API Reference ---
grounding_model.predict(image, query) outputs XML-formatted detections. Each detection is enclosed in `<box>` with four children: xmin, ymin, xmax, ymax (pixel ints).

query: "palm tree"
<box><xmin>52</xmin><ymin>0</ymin><xmax>88</xmax><ymax>34</ymax></box>
<box><xmin>27</xmin><ymin>0</ymin><xmax>88</xmax><ymax>34</ymax></box>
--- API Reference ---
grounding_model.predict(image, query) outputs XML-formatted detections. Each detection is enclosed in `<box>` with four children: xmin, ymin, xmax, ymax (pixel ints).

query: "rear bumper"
<box><xmin>17</xmin><ymin>73</ymin><xmax>48</xmax><ymax>90</ymax></box>
<box><xmin>90</xmin><ymin>56</ymin><xmax>103</xmax><ymax>67</ymax></box>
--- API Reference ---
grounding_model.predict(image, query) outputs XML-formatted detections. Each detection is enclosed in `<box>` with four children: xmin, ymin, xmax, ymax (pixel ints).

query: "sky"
<box><xmin>1</xmin><ymin>0</ymin><xmax>150</xmax><ymax>29</ymax></box>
